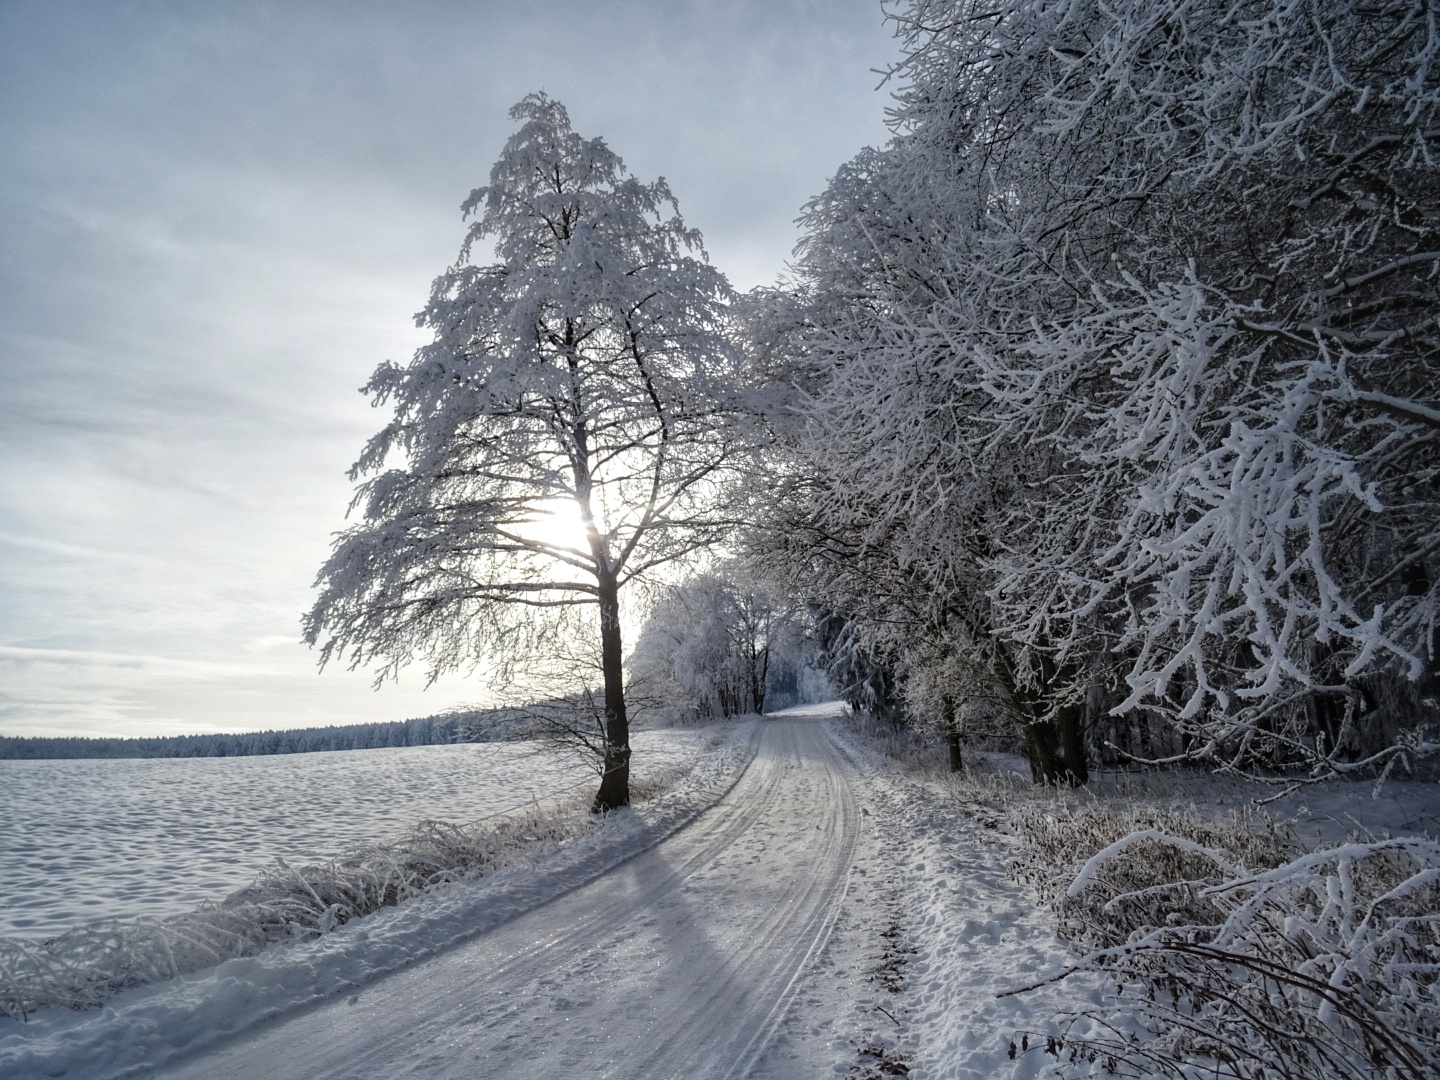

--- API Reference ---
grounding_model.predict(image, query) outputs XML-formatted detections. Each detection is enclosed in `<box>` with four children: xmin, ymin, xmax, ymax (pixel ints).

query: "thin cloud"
<box><xmin>0</xmin><ymin>645</ymin><xmax>267</xmax><ymax>678</ymax></box>
<box><xmin>0</xmin><ymin>531</ymin><xmax>141</xmax><ymax>562</ymax></box>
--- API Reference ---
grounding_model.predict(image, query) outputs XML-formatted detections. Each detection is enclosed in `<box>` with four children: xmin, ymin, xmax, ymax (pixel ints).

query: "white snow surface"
<box><xmin>818</xmin><ymin>724</ymin><xmax>1105</xmax><ymax>1080</ymax></box>
<box><xmin>0</xmin><ymin>731</ymin><xmax>707</xmax><ymax>938</ymax></box>
<box><xmin>4</xmin><ymin>704</ymin><xmax>1435</xmax><ymax>1079</ymax></box>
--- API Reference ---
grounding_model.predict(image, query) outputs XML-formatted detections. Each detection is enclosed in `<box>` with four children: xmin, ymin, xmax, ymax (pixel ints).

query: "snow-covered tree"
<box><xmin>630</xmin><ymin>565</ymin><xmax>801</xmax><ymax>718</ymax></box>
<box><xmin>889</xmin><ymin>0</ymin><xmax>1440</xmax><ymax>768</ymax></box>
<box><xmin>752</xmin><ymin>0</ymin><xmax>1438</xmax><ymax>779</ymax></box>
<box><xmin>306</xmin><ymin>94</ymin><xmax>743</xmax><ymax>810</ymax></box>
<box><xmin>741</xmin><ymin>114</ymin><xmax>1094</xmax><ymax>780</ymax></box>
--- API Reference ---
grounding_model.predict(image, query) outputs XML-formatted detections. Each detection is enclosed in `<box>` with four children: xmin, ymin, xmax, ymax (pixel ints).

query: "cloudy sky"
<box><xmin>0</xmin><ymin>1</ymin><xmax>897</xmax><ymax>739</ymax></box>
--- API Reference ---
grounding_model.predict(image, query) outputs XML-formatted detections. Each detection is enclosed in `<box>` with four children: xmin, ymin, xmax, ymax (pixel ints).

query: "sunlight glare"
<box><xmin>520</xmin><ymin>499</ymin><xmax>591</xmax><ymax>553</ymax></box>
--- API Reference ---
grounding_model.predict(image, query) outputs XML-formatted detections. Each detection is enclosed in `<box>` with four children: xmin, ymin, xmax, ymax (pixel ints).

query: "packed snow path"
<box><xmin>155</xmin><ymin>713</ymin><xmax>859</xmax><ymax>1079</ymax></box>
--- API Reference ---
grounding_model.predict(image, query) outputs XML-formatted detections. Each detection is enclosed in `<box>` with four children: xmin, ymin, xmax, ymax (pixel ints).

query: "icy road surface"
<box><xmin>154</xmin><ymin>711</ymin><xmax>859</xmax><ymax>1080</ymax></box>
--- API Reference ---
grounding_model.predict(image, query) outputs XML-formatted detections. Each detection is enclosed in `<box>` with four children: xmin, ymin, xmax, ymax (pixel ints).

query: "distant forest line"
<box><xmin>0</xmin><ymin>709</ymin><xmax>521</xmax><ymax>760</ymax></box>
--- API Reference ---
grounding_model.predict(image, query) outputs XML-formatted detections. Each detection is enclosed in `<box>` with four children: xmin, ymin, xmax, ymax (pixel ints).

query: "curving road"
<box><xmin>155</xmin><ymin>710</ymin><xmax>861</xmax><ymax>1080</ymax></box>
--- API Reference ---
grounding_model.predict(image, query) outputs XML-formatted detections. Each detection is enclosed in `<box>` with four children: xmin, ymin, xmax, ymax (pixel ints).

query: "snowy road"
<box><xmin>154</xmin><ymin>712</ymin><xmax>859</xmax><ymax>1079</ymax></box>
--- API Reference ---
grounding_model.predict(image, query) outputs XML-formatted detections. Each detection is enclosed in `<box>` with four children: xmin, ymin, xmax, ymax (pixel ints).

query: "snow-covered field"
<box><xmin>0</xmin><ymin>730</ymin><xmax>709</xmax><ymax>938</ymax></box>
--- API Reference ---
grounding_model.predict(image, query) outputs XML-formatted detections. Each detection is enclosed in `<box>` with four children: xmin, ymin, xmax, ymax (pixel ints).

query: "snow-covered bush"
<box><xmin>1010</xmin><ymin>805</ymin><xmax>1298</xmax><ymax>950</ymax></box>
<box><xmin>1011</xmin><ymin>814</ymin><xmax>1440</xmax><ymax>1078</ymax></box>
<box><xmin>812</xmin><ymin>610</ymin><xmax>907</xmax><ymax>728</ymax></box>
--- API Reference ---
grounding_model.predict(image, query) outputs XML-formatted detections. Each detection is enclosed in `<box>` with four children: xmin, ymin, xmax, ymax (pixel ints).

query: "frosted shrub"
<box><xmin>1009</xmin><ymin>805</ymin><xmax>1297</xmax><ymax>950</ymax></box>
<box><xmin>1011</xmin><ymin>814</ymin><xmax>1440</xmax><ymax>1078</ymax></box>
<box><xmin>0</xmin><ymin>804</ymin><xmax>592</xmax><ymax>1020</ymax></box>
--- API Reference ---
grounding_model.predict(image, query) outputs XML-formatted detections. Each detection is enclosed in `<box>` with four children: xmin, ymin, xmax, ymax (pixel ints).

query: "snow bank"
<box><xmin>822</xmin><ymin>719</ymin><xmax>1102</xmax><ymax>1080</ymax></box>
<box><xmin>834</xmin><ymin>709</ymin><xmax>1440</xmax><ymax>1079</ymax></box>
<box><xmin>0</xmin><ymin>808</ymin><xmax>590</xmax><ymax>1020</ymax></box>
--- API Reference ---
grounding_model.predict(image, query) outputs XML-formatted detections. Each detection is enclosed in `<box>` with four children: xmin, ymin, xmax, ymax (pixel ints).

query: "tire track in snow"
<box><xmin>153</xmin><ymin>713</ymin><xmax>860</xmax><ymax>1080</ymax></box>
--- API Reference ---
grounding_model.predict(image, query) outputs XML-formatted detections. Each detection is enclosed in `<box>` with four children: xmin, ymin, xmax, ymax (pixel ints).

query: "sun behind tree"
<box><xmin>305</xmin><ymin>93</ymin><xmax>744</xmax><ymax>811</ymax></box>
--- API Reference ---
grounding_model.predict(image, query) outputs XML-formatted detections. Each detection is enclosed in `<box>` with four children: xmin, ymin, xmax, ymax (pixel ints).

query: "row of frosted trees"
<box><xmin>737</xmin><ymin>0</ymin><xmax>1439</xmax><ymax>782</ymax></box>
<box><xmin>309</xmin><ymin>0</ymin><xmax>1438</xmax><ymax>804</ymax></box>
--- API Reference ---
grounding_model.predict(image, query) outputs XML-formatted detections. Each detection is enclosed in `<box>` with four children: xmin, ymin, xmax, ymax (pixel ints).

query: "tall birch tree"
<box><xmin>306</xmin><ymin>94</ymin><xmax>741</xmax><ymax>810</ymax></box>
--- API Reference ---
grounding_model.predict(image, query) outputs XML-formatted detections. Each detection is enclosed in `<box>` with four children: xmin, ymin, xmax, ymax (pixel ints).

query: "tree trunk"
<box><xmin>753</xmin><ymin>642</ymin><xmax>769</xmax><ymax>716</ymax></box>
<box><xmin>945</xmin><ymin>702</ymin><xmax>963</xmax><ymax>773</ymax></box>
<box><xmin>1404</xmin><ymin>563</ymin><xmax>1439</xmax><ymax>699</ymax></box>
<box><xmin>1056</xmin><ymin>701</ymin><xmax>1088</xmax><ymax>786</ymax></box>
<box><xmin>591</xmin><ymin>569</ymin><xmax>630</xmax><ymax>812</ymax></box>
<box><xmin>1026</xmin><ymin>721</ymin><xmax>1060</xmax><ymax>784</ymax></box>
<box><xmin>1025</xmin><ymin>715</ymin><xmax>1086</xmax><ymax>786</ymax></box>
